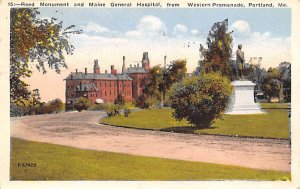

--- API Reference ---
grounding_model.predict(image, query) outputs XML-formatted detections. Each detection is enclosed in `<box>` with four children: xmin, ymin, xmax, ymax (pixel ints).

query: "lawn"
<box><xmin>101</xmin><ymin>103</ymin><xmax>289</xmax><ymax>139</ymax></box>
<box><xmin>11</xmin><ymin>138</ymin><xmax>290</xmax><ymax>180</ymax></box>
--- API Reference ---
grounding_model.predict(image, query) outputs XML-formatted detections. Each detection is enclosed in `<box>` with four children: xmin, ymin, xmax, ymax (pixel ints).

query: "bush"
<box><xmin>10</xmin><ymin>103</ymin><xmax>24</xmax><ymax>117</ymax></box>
<box><xmin>135</xmin><ymin>94</ymin><xmax>149</xmax><ymax>109</ymax></box>
<box><xmin>104</xmin><ymin>103</ymin><xmax>121</xmax><ymax>117</ymax></box>
<box><xmin>169</xmin><ymin>72</ymin><xmax>233</xmax><ymax>128</ymax></box>
<box><xmin>115</xmin><ymin>94</ymin><xmax>125</xmax><ymax>106</ymax></box>
<box><xmin>123</xmin><ymin>107</ymin><xmax>131</xmax><ymax>117</ymax></box>
<box><xmin>74</xmin><ymin>97</ymin><xmax>91</xmax><ymax>112</ymax></box>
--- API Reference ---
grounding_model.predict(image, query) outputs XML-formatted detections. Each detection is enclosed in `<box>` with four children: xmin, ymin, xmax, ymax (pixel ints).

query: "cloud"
<box><xmin>190</xmin><ymin>29</ymin><xmax>199</xmax><ymax>36</ymax></box>
<box><xmin>125</xmin><ymin>15</ymin><xmax>165</xmax><ymax>37</ymax></box>
<box><xmin>173</xmin><ymin>24</ymin><xmax>188</xmax><ymax>35</ymax></box>
<box><xmin>231</xmin><ymin>20</ymin><xmax>251</xmax><ymax>34</ymax></box>
<box><xmin>233</xmin><ymin>31</ymin><xmax>291</xmax><ymax>68</ymax></box>
<box><xmin>84</xmin><ymin>22</ymin><xmax>110</xmax><ymax>33</ymax></box>
<box><xmin>138</xmin><ymin>15</ymin><xmax>165</xmax><ymax>32</ymax></box>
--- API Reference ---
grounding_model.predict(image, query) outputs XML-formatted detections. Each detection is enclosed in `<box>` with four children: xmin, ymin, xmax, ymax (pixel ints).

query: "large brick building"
<box><xmin>65</xmin><ymin>52</ymin><xmax>150</xmax><ymax>110</ymax></box>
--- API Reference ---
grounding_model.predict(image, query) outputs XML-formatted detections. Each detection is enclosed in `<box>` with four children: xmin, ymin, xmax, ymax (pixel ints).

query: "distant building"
<box><xmin>64</xmin><ymin>52</ymin><xmax>150</xmax><ymax>110</ymax></box>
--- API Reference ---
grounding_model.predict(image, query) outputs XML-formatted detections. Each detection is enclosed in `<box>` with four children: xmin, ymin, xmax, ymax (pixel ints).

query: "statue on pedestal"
<box><xmin>236</xmin><ymin>44</ymin><xmax>245</xmax><ymax>79</ymax></box>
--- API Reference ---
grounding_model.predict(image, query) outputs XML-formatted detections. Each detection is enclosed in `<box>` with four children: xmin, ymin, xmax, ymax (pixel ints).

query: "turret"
<box><xmin>93</xmin><ymin>59</ymin><xmax>100</xmax><ymax>74</ymax></box>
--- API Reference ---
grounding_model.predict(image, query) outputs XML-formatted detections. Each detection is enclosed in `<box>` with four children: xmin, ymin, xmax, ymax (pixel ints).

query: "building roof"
<box><xmin>65</xmin><ymin>72</ymin><xmax>133</xmax><ymax>81</ymax></box>
<box><xmin>76</xmin><ymin>83</ymin><xmax>98</xmax><ymax>92</ymax></box>
<box><xmin>126</xmin><ymin>67</ymin><xmax>147</xmax><ymax>74</ymax></box>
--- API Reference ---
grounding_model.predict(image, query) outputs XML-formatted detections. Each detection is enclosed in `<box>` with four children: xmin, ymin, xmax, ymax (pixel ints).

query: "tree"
<box><xmin>141</xmin><ymin>65</ymin><xmax>163</xmax><ymax>99</ymax></box>
<box><xmin>261</xmin><ymin>68</ymin><xmax>281</xmax><ymax>102</ymax></box>
<box><xmin>247</xmin><ymin>63</ymin><xmax>267</xmax><ymax>92</ymax></box>
<box><xmin>49</xmin><ymin>98</ymin><xmax>64</xmax><ymax>112</ymax></box>
<box><xmin>74</xmin><ymin>97</ymin><xmax>90</xmax><ymax>112</ymax></box>
<box><xmin>141</xmin><ymin>60</ymin><xmax>187</xmax><ymax>107</ymax></box>
<box><xmin>10</xmin><ymin>8</ymin><xmax>81</xmax><ymax>103</ymax></box>
<box><xmin>169</xmin><ymin>72</ymin><xmax>233</xmax><ymax>128</ymax></box>
<box><xmin>278</xmin><ymin>62</ymin><xmax>291</xmax><ymax>102</ymax></box>
<box><xmin>200</xmin><ymin>19</ymin><xmax>234</xmax><ymax>80</ymax></box>
<box><xmin>160</xmin><ymin>59</ymin><xmax>187</xmax><ymax>106</ymax></box>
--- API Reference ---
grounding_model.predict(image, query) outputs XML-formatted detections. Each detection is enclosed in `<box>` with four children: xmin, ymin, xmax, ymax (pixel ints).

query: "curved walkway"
<box><xmin>11</xmin><ymin>111</ymin><xmax>290</xmax><ymax>172</ymax></box>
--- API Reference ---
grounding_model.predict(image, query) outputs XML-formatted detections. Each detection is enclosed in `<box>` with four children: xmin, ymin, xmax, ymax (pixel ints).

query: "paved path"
<box><xmin>11</xmin><ymin>111</ymin><xmax>290</xmax><ymax>172</ymax></box>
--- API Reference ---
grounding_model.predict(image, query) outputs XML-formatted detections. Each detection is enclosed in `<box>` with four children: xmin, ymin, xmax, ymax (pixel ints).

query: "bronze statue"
<box><xmin>236</xmin><ymin>44</ymin><xmax>245</xmax><ymax>79</ymax></box>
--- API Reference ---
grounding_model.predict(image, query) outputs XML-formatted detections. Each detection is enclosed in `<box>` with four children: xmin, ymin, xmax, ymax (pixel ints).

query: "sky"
<box><xmin>25</xmin><ymin>8</ymin><xmax>291</xmax><ymax>102</ymax></box>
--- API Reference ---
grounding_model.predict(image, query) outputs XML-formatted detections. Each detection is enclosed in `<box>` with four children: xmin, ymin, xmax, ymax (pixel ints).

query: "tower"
<box><xmin>93</xmin><ymin>59</ymin><xmax>100</xmax><ymax>74</ymax></box>
<box><xmin>141</xmin><ymin>52</ymin><xmax>150</xmax><ymax>70</ymax></box>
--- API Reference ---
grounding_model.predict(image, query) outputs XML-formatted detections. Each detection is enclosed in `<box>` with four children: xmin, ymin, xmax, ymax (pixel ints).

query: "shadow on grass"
<box><xmin>160</xmin><ymin>126</ymin><xmax>217</xmax><ymax>134</ymax></box>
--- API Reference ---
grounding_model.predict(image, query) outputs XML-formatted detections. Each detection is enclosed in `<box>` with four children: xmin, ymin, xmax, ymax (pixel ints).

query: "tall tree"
<box><xmin>200</xmin><ymin>19</ymin><xmax>234</xmax><ymax>80</ymax></box>
<box><xmin>261</xmin><ymin>68</ymin><xmax>281</xmax><ymax>102</ymax></box>
<box><xmin>141</xmin><ymin>60</ymin><xmax>187</xmax><ymax>107</ymax></box>
<box><xmin>10</xmin><ymin>8</ymin><xmax>81</xmax><ymax>103</ymax></box>
<box><xmin>278</xmin><ymin>62</ymin><xmax>291</xmax><ymax>101</ymax></box>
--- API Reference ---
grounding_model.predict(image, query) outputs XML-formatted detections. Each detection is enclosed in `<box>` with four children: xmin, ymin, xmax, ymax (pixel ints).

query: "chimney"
<box><xmin>105</xmin><ymin>70</ymin><xmax>107</xmax><ymax>74</ymax></box>
<box><xmin>122</xmin><ymin>56</ymin><xmax>126</xmax><ymax>74</ymax></box>
<box><xmin>164</xmin><ymin>55</ymin><xmax>167</xmax><ymax>68</ymax></box>
<box><xmin>85</xmin><ymin>68</ymin><xmax>87</xmax><ymax>75</ymax></box>
<box><xmin>111</xmin><ymin>65</ymin><xmax>117</xmax><ymax>75</ymax></box>
<box><xmin>75</xmin><ymin>69</ymin><xmax>78</xmax><ymax>73</ymax></box>
<box><xmin>93</xmin><ymin>59</ymin><xmax>100</xmax><ymax>74</ymax></box>
<box><xmin>137</xmin><ymin>63</ymin><xmax>139</xmax><ymax>68</ymax></box>
<box><xmin>130</xmin><ymin>64</ymin><xmax>132</xmax><ymax>68</ymax></box>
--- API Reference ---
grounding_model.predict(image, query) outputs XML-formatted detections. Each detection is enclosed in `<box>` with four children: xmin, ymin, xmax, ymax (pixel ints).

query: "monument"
<box><xmin>226</xmin><ymin>44</ymin><xmax>264</xmax><ymax>114</ymax></box>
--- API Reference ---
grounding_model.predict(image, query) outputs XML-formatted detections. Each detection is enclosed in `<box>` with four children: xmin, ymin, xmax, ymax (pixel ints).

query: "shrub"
<box><xmin>104</xmin><ymin>103</ymin><xmax>121</xmax><ymax>117</ymax></box>
<box><xmin>123</xmin><ymin>107</ymin><xmax>131</xmax><ymax>117</ymax></box>
<box><xmin>10</xmin><ymin>103</ymin><xmax>24</xmax><ymax>117</ymax></box>
<box><xmin>74</xmin><ymin>97</ymin><xmax>91</xmax><ymax>112</ymax></box>
<box><xmin>135</xmin><ymin>94</ymin><xmax>149</xmax><ymax>109</ymax></box>
<box><xmin>115</xmin><ymin>94</ymin><xmax>125</xmax><ymax>106</ymax></box>
<box><xmin>169</xmin><ymin>72</ymin><xmax>233</xmax><ymax>128</ymax></box>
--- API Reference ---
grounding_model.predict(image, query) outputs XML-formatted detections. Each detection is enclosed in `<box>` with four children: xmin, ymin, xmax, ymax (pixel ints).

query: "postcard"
<box><xmin>0</xmin><ymin>0</ymin><xmax>300</xmax><ymax>188</ymax></box>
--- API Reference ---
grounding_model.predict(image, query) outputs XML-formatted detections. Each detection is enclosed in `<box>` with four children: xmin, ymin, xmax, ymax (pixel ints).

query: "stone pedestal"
<box><xmin>226</xmin><ymin>80</ymin><xmax>264</xmax><ymax>114</ymax></box>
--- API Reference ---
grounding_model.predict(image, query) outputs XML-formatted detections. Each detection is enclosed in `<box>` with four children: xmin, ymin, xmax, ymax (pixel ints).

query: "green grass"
<box><xmin>198</xmin><ymin>109</ymin><xmax>288</xmax><ymax>138</ymax></box>
<box><xmin>103</xmin><ymin>108</ymin><xmax>190</xmax><ymax>129</ymax></box>
<box><xmin>260</xmin><ymin>103</ymin><xmax>289</xmax><ymax>109</ymax></box>
<box><xmin>11</xmin><ymin>138</ymin><xmax>290</xmax><ymax>180</ymax></box>
<box><xmin>102</xmin><ymin>103</ymin><xmax>289</xmax><ymax>139</ymax></box>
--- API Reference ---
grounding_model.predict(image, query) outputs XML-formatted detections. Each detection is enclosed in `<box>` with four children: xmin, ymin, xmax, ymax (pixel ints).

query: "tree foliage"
<box><xmin>10</xmin><ymin>8</ymin><xmax>81</xmax><ymax>102</ymax></box>
<box><xmin>169</xmin><ymin>72</ymin><xmax>233</xmax><ymax>128</ymax></box>
<box><xmin>141</xmin><ymin>59</ymin><xmax>187</xmax><ymax>106</ymax></box>
<box><xmin>200</xmin><ymin>19</ymin><xmax>234</xmax><ymax>80</ymax></box>
<box><xmin>261</xmin><ymin>68</ymin><xmax>281</xmax><ymax>102</ymax></box>
<box><xmin>74</xmin><ymin>97</ymin><xmax>90</xmax><ymax>112</ymax></box>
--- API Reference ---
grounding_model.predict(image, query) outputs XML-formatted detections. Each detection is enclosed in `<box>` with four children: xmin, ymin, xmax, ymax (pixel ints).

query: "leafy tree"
<box><xmin>261</xmin><ymin>68</ymin><xmax>281</xmax><ymax>102</ymax></box>
<box><xmin>246</xmin><ymin>63</ymin><xmax>267</xmax><ymax>92</ymax></box>
<box><xmin>49</xmin><ymin>98</ymin><xmax>64</xmax><ymax>112</ymax></box>
<box><xmin>141</xmin><ymin>60</ymin><xmax>187</xmax><ymax>107</ymax></box>
<box><xmin>169</xmin><ymin>72</ymin><xmax>233</xmax><ymax>128</ymax></box>
<box><xmin>200</xmin><ymin>19</ymin><xmax>234</xmax><ymax>80</ymax></box>
<box><xmin>278</xmin><ymin>62</ymin><xmax>291</xmax><ymax>102</ymax></box>
<box><xmin>74</xmin><ymin>97</ymin><xmax>90</xmax><ymax>112</ymax></box>
<box><xmin>10</xmin><ymin>8</ymin><xmax>81</xmax><ymax>103</ymax></box>
<box><xmin>141</xmin><ymin>65</ymin><xmax>163</xmax><ymax>98</ymax></box>
<box><xmin>160</xmin><ymin>59</ymin><xmax>187</xmax><ymax>106</ymax></box>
